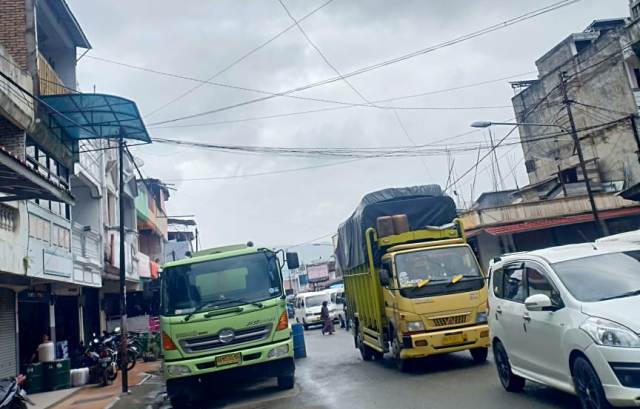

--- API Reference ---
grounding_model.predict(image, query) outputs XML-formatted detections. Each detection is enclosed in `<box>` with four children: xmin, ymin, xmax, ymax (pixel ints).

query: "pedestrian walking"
<box><xmin>320</xmin><ymin>301</ymin><xmax>334</xmax><ymax>335</ymax></box>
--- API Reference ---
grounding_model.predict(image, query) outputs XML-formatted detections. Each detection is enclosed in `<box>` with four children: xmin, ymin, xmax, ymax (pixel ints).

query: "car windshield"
<box><xmin>552</xmin><ymin>250</ymin><xmax>640</xmax><ymax>302</ymax></box>
<box><xmin>161</xmin><ymin>251</ymin><xmax>282</xmax><ymax>316</ymax></box>
<box><xmin>395</xmin><ymin>246</ymin><xmax>482</xmax><ymax>288</ymax></box>
<box><xmin>305</xmin><ymin>295</ymin><xmax>328</xmax><ymax>307</ymax></box>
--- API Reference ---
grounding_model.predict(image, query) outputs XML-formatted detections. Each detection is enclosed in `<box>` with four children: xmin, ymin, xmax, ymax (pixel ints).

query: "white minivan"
<box><xmin>294</xmin><ymin>291</ymin><xmax>335</xmax><ymax>330</ymax></box>
<box><xmin>488</xmin><ymin>242</ymin><xmax>640</xmax><ymax>409</ymax></box>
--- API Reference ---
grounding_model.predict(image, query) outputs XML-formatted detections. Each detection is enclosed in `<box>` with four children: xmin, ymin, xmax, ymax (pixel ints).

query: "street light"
<box><xmin>471</xmin><ymin>119</ymin><xmax>607</xmax><ymax>237</ymax></box>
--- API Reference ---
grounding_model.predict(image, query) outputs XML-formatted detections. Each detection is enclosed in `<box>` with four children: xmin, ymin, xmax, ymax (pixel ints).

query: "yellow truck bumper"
<box><xmin>400</xmin><ymin>324</ymin><xmax>490</xmax><ymax>360</ymax></box>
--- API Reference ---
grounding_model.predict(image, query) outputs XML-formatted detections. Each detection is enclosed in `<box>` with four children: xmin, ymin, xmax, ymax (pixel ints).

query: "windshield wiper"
<box><xmin>184</xmin><ymin>301</ymin><xmax>221</xmax><ymax>322</ymax></box>
<box><xmin>599</xmin><ymin>289</ymin><xmax>640</xmax><ymax>301</ymax></box>
<box><xmin>183</xmin><ymin>298</ymin><xmax>264</xmax><ymax>321</ymax></box>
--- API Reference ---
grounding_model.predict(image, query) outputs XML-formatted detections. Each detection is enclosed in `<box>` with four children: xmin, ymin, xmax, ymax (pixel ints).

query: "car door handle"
<box><xmin>523</xmin><ymin>313</ymin><xmax>531</xmax><ymax>322</ymax></box>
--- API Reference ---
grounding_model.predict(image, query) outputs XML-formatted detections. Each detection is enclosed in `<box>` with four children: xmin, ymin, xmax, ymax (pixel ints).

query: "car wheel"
<box><xmin>573</xmin><ymin>356</ymin><xmax>611</xmax><ymax>409</ymax></box>
<box><xmin>493</xmin><ymin>341</ymin><xmax>525</xmax><ymax>392</ymax></box>
<box><xmin>277</xmin><ymin>375</ymin><xmax>295</xmax><ymax>390</ymax></box>
<box><xmin>470</xmin><ymin>347</ymin><xmax>488</xmax><ymax>363</ymax></box>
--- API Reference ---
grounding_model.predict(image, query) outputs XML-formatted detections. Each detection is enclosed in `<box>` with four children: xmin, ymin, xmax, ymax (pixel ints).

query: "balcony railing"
<box><xmin>37</xmin><ymin>52</ymin><xmax>71</xmax><ymax>96</ymax></box>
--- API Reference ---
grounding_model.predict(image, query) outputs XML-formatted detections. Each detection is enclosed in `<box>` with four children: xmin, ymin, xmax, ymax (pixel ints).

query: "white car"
<box><xmin>324</xmin><ymin>288</ymin><xmax>346</xmax><ymax>328</ymax></box>
<box><xmin>488</xmin><ymin>242</ymin><xmax>640</xmax><ymax>409</ymax></box>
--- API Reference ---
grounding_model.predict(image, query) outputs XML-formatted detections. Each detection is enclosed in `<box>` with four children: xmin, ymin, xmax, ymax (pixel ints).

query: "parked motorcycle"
<box><xmin>103</xmin><ymin>328</ymin><xmax>139</xmax><ymax>372</ymax></box>
<box><xmin>84</xmin><ymin>334</ymin><xmax>118</xmax><ymax>386</ymax></box>
<box><xmin>0</xmin><ymin>375</ymin><xmax>34</xmax><ymax>409</ymax></box>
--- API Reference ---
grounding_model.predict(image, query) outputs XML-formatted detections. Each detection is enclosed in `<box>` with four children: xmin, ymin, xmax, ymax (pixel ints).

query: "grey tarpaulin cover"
<box><xmin>335</xmin><ymin>185</ymin><xmax>457</xmax><ymax>271</ymax></box>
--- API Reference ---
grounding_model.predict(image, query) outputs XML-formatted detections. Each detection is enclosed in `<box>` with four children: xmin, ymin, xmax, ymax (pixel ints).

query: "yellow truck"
<box><xmin>335</xmin><ymin>185</ymin><xmax>490</xmax><ymax>371</ymax></box>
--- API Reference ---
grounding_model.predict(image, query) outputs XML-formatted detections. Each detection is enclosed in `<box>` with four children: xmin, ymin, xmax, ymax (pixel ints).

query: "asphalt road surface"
<box><xmin>159</xmin><ymin>326</ymin><xmax>582</xmax><ymax>409</ymax></box>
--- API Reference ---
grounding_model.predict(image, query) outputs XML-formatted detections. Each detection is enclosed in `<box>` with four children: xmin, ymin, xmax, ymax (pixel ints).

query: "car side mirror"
<box><xmin>286</xmin><ymin>252</ymin><xmax>300</xmax><ymax>270</ymax></box>
<box><xmin>525</xmin><ymin>294</ymin><xmax>552</xmax><ymax>311</ymax></box>
<box><xmin>379</xmin><ymin>269</ymin><xmax>391</xmax><ymax>287</ymax></box>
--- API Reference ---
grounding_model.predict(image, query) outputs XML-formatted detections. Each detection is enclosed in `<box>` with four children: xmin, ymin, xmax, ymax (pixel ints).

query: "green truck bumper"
<box><xmin>164</xmin><ymin>337</ymin><xmax>294</xmax><ymax>381</ymax></box>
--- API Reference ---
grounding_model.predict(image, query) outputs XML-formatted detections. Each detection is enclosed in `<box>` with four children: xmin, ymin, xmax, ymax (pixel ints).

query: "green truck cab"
<box><xmin>160</xmin><ymin>243</ymin><xmax>299</xmax><ymax>407</ymax></box>
<box><xmin>335</xmin><ymin>186</ymin><xmax>490</xmax><ymax>371</ymax></box>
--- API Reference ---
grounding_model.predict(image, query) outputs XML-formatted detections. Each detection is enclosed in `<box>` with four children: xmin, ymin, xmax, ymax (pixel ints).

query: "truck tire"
<box><xmin>470</xmin><ymin>347</ymin><xmax>488</xmax><ymax>363</ymax></box>
<box><xmin>359</xmin><ymin>343</ymin><xmax>374</xmax><ymax>361</ymax></box>
<box><xmin>277</xmin><ymin>375</ymin><xmax>295</xmax><ymax>390</ymax></box>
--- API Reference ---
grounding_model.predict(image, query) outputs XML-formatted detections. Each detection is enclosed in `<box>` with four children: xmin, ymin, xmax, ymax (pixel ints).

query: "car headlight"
<box><xmin>406</xmin><ymin>321</ymin><xmax>425</xmax><ymax>332</ymax></box>
<box><xmin>580</xmin><ymin>317</ymin><xmax>640</xmax><ymax>348</ymax></box>
<box><xmin>476</xmin><ymin>312</ymin><xmax>488</xmax><ymax>324</ymax></box>
<box><xmin>268</xmin><ymin>344</ymin><xmax>290</xmax><ymax>358</ymax></box>
<box><xmin>166</xmin><ymin>365</ymin><xmax>191</xmax><ymax>376</ymax></box>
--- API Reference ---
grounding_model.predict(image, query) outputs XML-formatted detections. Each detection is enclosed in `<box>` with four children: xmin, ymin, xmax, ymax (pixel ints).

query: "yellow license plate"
<box><xmin>442</xmin><ymin>333</ymin><xmax>465</xmax><ymax>346</ymax></box>
<box><xmin>215</xmin><ymin>352</ymin><xmax>241</xmax><ymax>367</ymax></box>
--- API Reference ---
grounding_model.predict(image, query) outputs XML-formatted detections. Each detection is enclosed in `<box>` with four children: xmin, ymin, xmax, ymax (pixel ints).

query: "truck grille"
<box><xmin>180</xmin><ymin>324</ymin><xmax>272</xmax><ymax>353</ymax></box>
<box><xmin>430</xmin><ymin>313</ymin><xmax>469</xmax><ymax>327</ymax></box>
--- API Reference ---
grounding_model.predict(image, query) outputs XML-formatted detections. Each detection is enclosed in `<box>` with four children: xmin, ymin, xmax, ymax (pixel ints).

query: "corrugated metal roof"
<box><xmin>467</xmin><ymin>207</ymin><xmax>640</xmax><ymax>237</ymax></box>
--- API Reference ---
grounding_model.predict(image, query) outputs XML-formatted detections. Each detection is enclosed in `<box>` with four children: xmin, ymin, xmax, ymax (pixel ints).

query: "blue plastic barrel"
<box><xmin>291</xmin><ymin>323</ymin><xmax>307</xmax><ymax>359</ymax></box>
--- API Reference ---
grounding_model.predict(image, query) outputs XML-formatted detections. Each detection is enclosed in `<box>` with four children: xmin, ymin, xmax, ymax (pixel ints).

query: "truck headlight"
<box><xmin>476</xmin><ymin>312</ymin><xmax>488</xmax><ymax>324</ymax></box>
<box><xmin>167</xmin><ymin>365</ymin><xmax>191</xmax><ymax>376</ymax></box>
<box><xmin>580</xmin><ymin>317</ymin><xmax>640</xmax><ymax>348</ymax></box>
<box><xmin>406</xmin><ymin>321</ymin><xmax>425</xmax><ymax>332</ymax></box>
<box><xmin>268</xmin><ymin>344</ymin><xmax>290</xmax><ymax>358</ymax></box>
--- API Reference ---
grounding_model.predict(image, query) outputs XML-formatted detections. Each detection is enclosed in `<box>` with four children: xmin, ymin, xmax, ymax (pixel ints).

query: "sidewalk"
<box><xmin>30</xmin><ymin>361</ymin><xmax>161</xmax><ymax>409</ymax></box>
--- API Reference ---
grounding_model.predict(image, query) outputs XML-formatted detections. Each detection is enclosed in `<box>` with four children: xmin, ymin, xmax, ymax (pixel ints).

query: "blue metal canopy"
<box><xmin>41</xmin><ymin>93</ymin><xmax>151</xmax><ymax>143</ymax></box>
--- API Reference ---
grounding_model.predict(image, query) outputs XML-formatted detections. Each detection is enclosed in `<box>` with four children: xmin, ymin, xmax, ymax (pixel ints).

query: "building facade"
<box><xmin>463</xmin><ymin>10</ymin><xmax>640</xmax><ymax>269</ymax></box>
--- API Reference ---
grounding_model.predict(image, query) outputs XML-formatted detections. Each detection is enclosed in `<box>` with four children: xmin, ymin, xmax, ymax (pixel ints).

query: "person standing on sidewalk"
<box><xmin>320</xmin><ymin>301</ymin><xmax>334</xmax><ymax>335</ymax></box>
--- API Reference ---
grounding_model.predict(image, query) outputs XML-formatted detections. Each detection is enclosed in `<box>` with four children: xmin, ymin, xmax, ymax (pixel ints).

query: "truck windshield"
<box><xmin>161</xmin><ymin>251</ymin><xmax>282</xmax><ymax>316</ymax></box>
<box><xmin>395</xmin><ymin>246</ymin><xmax>484</xmax><ymax>298</ymax></box>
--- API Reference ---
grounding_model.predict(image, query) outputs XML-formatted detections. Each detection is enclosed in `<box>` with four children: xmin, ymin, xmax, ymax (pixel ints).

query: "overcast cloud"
<box><xmin>68</xmin><ymin>0</ymin><xmax>629</xmax><ymax>250</ymax></box>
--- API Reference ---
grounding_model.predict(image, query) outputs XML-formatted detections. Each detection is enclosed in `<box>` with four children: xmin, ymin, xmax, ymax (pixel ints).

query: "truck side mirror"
<box><xmin>286</xmin><ymin>252</ymin><xmax>300</xmax><ymax>270</ymax></box>
<box><xmin>379</xmin><ymin>269</ymin><xmax>391</xmax><ymax>287</ymax></box>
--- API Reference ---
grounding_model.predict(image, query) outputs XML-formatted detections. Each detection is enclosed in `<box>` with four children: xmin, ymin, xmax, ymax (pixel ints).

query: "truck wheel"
<box><xmin>470</xmin><ymin>347</ymin><xmax>488</xmax><ymax>363</ymax></box>
<box><xmin>391</xmin><ymin>337</ymin><xmax>409</xmax><ymax>372</ymax></box>
<box><xmin>359</xmin><ymin>343</ymin><xmax>374</xmax><ymax>361</ymax></box>
<box><xmin>277</xmin><ymin>374</ymin><xmax>295</xmax><ymax>390</ymax></box>
<box><xmin>373</xmin><ymin>350</ymin><xmax>384</xmax><ymax>361</ymax></box>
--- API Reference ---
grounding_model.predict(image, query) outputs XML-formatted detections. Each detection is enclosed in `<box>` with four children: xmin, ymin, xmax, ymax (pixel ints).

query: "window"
<box><xmin>503</xmin><ymin>266</ymin><xmax>525</xmax><ymax>302</ymax></box>
<box><xmin>492</xmin><ymin>268</ymin><xmax>504</xmax><ymax>298</ymax></box>
<box><xmin>526</xmin><ymin>265</ymin><xmax>562</xmax><ymax>306</ymax></box>
<box><xmin>525</xmin><ymin>159</ymin><xmax>536</xmax><ymax>173</ymax></box>
<box><xmin>560</xmin><ymin>167</ymin><xmax>578</xmax><ymax>184</ymax></box>
<box><xmin>553</xmin><ymin>251</ymin><xmax>640</xmax><ymax>302</ymax></box>
<box><xmin>26</xmin><ymin>138</ymin><xmax>71</xmax><ymax>220</ymax></box>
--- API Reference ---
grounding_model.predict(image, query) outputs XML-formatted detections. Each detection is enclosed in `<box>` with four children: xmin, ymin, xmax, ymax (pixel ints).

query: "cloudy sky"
<box><xmin>68</xmin><ymin>0</ymin><xmax>629</xmax><ymax>249</ymax></box>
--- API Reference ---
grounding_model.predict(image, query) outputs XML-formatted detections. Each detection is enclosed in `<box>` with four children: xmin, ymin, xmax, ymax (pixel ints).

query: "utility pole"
<box><xmin>118</xmin><ymin>134</ymin><xmax>129</xmax><ymax>393</ymax></box>
<box><xmin>559</xmin><ymin>72</ymin><xmax>609</xmax><ymax>237</ymax></box>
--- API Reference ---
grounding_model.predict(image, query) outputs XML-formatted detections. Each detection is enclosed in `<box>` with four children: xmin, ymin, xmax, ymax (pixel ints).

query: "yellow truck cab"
<box><xmin>160</xmin><ymin>243</ymin><xmax>299</xmax><ymax>407</ymax></box>
<box><xmin>335</xmin><ymin>185</ymin><xmax>490</xmax><ymax>371</ymax></box>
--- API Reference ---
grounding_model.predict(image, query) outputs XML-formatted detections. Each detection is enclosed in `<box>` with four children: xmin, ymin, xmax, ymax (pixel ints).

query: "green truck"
<box><xmin>160</xmin><ymin>243</ymin><xmax>299</xmax><ymax>407</ymax></box>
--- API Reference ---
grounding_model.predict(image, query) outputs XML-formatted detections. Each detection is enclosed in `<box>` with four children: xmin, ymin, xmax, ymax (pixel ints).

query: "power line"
<box><xmin>147</xmin><ymin>0</ymin><xmax>580</xmax><ymax>126</ymax></box>
<box><xmin>87</xmin><ymin>54</ymin><xmax>511</xmax><ymax>116</ymax></box>
<box><xmin>143</xmin><ymin>0</ymin><xmax>335</xmax><ymax>117</ymax></box>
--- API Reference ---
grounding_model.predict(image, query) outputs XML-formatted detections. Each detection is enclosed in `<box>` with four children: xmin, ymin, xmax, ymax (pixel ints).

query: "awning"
<box><xmin>620</xmin><ymin>182</ymin><xmax>640</xmax><ymax>202</ymax></box>
<box><xmin>0</xmin><ymin>147</ymin><xmax>74</xmax><ymax>204</ymax></box>
<box><xmin>41</xmin><ymin>94</ymin><xmax>151</xmax><ymax>143</ymax></box>
<box><xmin>467</xmin><ymin>207</ymin><xmax>640</xmax><ymax>237</ymax></box>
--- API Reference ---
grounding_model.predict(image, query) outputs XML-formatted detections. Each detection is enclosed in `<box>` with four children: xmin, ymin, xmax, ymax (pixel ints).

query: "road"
<box><xmin>140</xmin><ymin>326</ymin><xmax>586</xmax><ymax>409</ymax></box>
